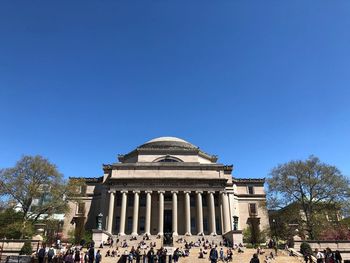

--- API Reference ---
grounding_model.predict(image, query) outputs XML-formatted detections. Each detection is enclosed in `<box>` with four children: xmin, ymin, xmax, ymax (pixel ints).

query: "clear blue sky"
<box><xmin>1</xmin><ymin>1</ymin><xmax>349</xmax><ymax>180</ymax></box>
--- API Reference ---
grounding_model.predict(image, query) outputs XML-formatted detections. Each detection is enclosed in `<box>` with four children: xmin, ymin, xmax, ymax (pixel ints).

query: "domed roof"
<box><xmin>139</xmin><ymin>136</ymin><xmax>197</xmax><ymax>150</ymax></box>
<box><xmin>146</xmin><ymin>136</ymin><xmax>189</xmax><ymax>144</ymax></box>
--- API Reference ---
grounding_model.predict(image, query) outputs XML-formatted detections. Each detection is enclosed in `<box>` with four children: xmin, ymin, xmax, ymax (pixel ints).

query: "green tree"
<box><xmin>0</xmin><ymin>155</ymin><xmax>81</xmax><ymax>237</ymax></box>
<box><xmin>267</xmin><ymin>156</ymin><xmax>350</xmax><ymax>240</ymax></box>
<box><xmin>19</xmin><ymin>240</ymin><xmax>33</xmax><ymax>255</ymax></box>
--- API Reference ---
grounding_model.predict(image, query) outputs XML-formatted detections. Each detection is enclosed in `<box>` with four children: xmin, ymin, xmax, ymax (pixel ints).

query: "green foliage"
<box><xmin>243</xmin><ymin>227</ymin><xmax>251</xmax><ymax>243</ymax></box>
<box><xmin>0</xmin><ymin>155</ymin><xmax>83</xmax><ymax>238</ymax></box>
<box><xmin>243</xmin><ymin>225</ymin><xmax>267</xmax><ymax>245</ymax></box>
<box><xmin>19</xmin><ymin>240</ymin><xmax>33</xmax><ymax>255</ymax></box>
<box><xmin>267</xmin><ymin>156</ymin><xmax>350</xmax><ymax>240</ymax></box>
<box><xmin>0</xmin><ymin>209</ymin><xmax>34</xmax><ymax>239</ymax></box>
<box><xmin>83</xmin><ymin>229</ymin><xmax>93</xmax><ymax>243</ymax></box>
<box><xmin>300</xmin><ymin>242</ymin><xmax>312</xmax><ymax>256</ymax></box>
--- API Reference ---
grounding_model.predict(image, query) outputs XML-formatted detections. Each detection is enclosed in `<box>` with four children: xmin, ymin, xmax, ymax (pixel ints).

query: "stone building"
<box><xmin>63</xmin><ymin>137</ymin><xmax>269</xmax><ymax>243</ymax></box>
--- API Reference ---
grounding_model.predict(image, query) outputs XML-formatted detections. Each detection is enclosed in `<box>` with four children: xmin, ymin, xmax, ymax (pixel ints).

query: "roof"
<box><xmin>118</xmin><ymin>136</ymin><xmax>218</xmax><ymax>163</ymax></box>
<box><xmin>139</xmin><ymin>136</ymin><xmax>198</xmax><ymax>151</ymax></box>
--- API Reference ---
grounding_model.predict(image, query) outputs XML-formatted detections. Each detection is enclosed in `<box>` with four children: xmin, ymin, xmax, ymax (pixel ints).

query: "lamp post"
<box><xmin>233</xmin><ymin>216</ymin><xmax>238</xmax><ymax>231</ymax></box>
<box><xmin>272</xmin><ymin>219</ymin><xmax>278</xmax><ymax>255</ymax></box>
<box><xmin>97</xmin><ymin>213</ymin><xmax>103</xmax><ymax>230</ymax></box>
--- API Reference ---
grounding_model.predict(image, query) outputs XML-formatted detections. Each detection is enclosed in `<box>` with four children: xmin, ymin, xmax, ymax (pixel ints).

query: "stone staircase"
<box><xmin>98</xmin><ymin>238</ymin><xmax>303</xmax><ymax>263</ymax></box>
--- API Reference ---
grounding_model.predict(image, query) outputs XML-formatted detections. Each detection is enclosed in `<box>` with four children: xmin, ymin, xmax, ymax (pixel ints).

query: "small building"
<box><xmin>63</xmin><ymin>137</ymin><xmax>269</xmax><ymax>243</ymax></box>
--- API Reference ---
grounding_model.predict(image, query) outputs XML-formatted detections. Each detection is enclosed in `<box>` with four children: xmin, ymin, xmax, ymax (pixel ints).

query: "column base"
<box><xmin>172</xmin><ymin>232</ymin><xmax>178</xmax><ymax>236</ymax></box>
<box><xmin>118</xmin><ymin>232</ymin><xmax>126</xmax><ymax>236</ymax></box>
<box><xmin>210</xmin><ymin>232</ymin><xmax>217</xmax><ymax>236</ymax></box>
<box><xmin>131</xmin><ymin>232</ymin><xmax>138</xmax><ymax>237</ymax></box>
<box><xmin>185</xmin><ymin>232</ymin><xmax>192</xmax><ymax>236</ymax></box>
<box><xmin>197</xmin><ymin>232</ymin><xmax>205</xmax><ymax>236</ymax></box>
<box><xmin>157</xmin><ymin>232</ymin><xmax>163</xmax><ymax>236</ymax></box>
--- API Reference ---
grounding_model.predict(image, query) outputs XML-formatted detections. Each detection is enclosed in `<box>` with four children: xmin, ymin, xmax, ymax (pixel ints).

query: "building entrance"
<box><xmin>163</xmin><ymin>210</ymin><xmax>173</xmax><ymax>245</ymax></box>
<box><xmin>164</xmin><ymin>210</ymin><xmax>172</xmax><ymax>233</ymax></box>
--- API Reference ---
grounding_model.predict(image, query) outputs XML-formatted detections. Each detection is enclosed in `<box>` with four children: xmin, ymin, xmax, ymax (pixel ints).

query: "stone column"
<box><xmin>145</xmin><ymin>191</ymin><xmax>152</xmax><ymax>236</ymax></box>
<box><xmin>172</xmin><ymin>191</ymin><xmax>178</xmax><ymax>236</ymax></box>
<box><xmin>107</xmin><ymin>190</ymin><xmax>116</xmax><ymax>233</ymax></box>
<box><xmin>131</xmin><ymin>190</ymin><xmax>140</xmax><ymax>236</ymax></box>
<box><xmin>196</xmin><ymin>191</ymin><xmax>204</xmax><ymax>235</ymax></box>
<box><xmin>221</xmin><ymin>191</ymin><xmax>231</xmax><ymax>234</ymax></box>
<box><xmin>184</xmin><ymin>191</ymin><xmax>191</xmax><ymax>236</ymax></box>
<box><xmin>119</xmin><ymin>190</ymin><xmax>128</xmax><ymax>236</ymax></box>
<box><xmin>208</xmin><ymin>191</ymin><xmax>217</xmax><ymax>236</ymax></box>
<box><xmin>158</xmin><ymin>191</ymin><xmax>165</xmax><ymax>236</ymax></box>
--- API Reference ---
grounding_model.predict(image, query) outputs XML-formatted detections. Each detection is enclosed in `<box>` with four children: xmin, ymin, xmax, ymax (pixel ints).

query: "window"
<box><xmin>190</xmin><ymin>196</ymin><xmax>195</xmax><ymax>207</ymax></box>
<box><xmin>127</xmin><ymin>217</ymin><xmax>133</xmax><ymax>231</ymax></box>
<box><xmin>140</xmin><ymin>216</ymin><xmax>145</xmax><ymax>232</ymax></box>
<box><xmin>202</xmin><ymin>196</ymin><xmax>207</xmax><ymax>207</ymax></box>
<box><xmin>115</xmin><ymin>216</ymin><xmax>120</xmax><ymax>231</ymax></box>
<box><xmin>116</xmin><ymin>195</ymin><xmax>122</xmax><ymax>206</ymax></box>
<box><xmin>248</xmin><ymin>186</ymin><xmax>254</xmax><ymax>195</ymax></box>
<box><xmin>214</xmin><ymin>196</ymin><xmax>219</xmax><ymax>207</ymax></box>
<box><xmin>128</xmin><ymin>196</ymin><xmax>134</xmax><ymax>207</ymax></box>
<box><xmin>140</xmin><ymin>195</ymin><xmax>146</xmax><ymax>207</ymax></box>
<box><xmin>158</xmin><ymin>158</ymin><xmax>179</xmax><ymax>162</ymax></box>
<box><xmin>80</xmin><ymin>185</ymin><xmax>87</xmax><ymax>195</ymax></box>
<box><xmin>191</xmin><ymin>218</ymin><xmax>196</xmax><ymax>233</ymax></box>
<box><xmin>216</xmin><ymin>217</ymin><xmax>221</xmax><ymax>234</ymax></box>
<box><xmin>154</xmin><ymin>156</ymin><xmax>183</xmax><ymax>162</ymax></box>
<box><xmin>203</xmin><ymin>218</ymin><xmax>208</xmax><ymax>232</ymax></box>
<box><xmin>249</xmin><ymin>203</ymin><xmax>257</xmax><ymax>216</ymax></box>
<box><xmin>77</xmin><ymin>203</ymin><xmax>85</xmax><ymax>214</ymax></box>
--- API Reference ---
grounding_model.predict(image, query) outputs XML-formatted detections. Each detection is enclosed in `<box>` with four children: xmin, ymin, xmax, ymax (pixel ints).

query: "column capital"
<box><xmin>207</xmin><ymin>191</ymin><xmax>215</xmax><ymax>194</ymax></box>
<box><xmin>121</xmin><ymin>190</ymin><xmax>128</xmax><ymax>194</ymax></box>
<box><xmin>220</xmin><ymin>191</ymin><xmax>228</xmax><ymax>195</ymax></box>
<box><xmin>195</xmin><ymin>191</ymin><xmax>203</xmax><ymax>194</ymax></box>
<box><xmin>145</xmin><ymin>190</ymin><xmax>153</xmax><ymax>194</ymax></box>
<box><xmin>108</xmin><ymin>190</ymin><xmax>116</xmax><ymax>194</ymax></box>
<box><xmin>157</xmin><ymin>190</ymin><xmax>165</xmax><ymax>194</ymax></box>
<box><xmin>183</xmin><ymin>191</ymin><xmax>191</xmax><ymax>194</ymax></box>
<box><xmin>133</xmin><ymin>190</ymin><xmax>140</xmax><ymax>194</ymax></box>
<box><xmin>171</xmin><ymin>190</ymin><xmax>178</xmax><ymax>194</ymax></box>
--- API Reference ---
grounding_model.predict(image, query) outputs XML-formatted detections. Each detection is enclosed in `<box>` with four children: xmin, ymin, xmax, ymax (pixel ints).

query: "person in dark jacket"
<box><xmin>250</xmin><ymin>253</ymin><xmax>260</xmax><ymax>263</ymax></box>
<box><xmin>209</xmin><ymin>246</ymin><xmax>218</xmax><ymax>263</ymax></box>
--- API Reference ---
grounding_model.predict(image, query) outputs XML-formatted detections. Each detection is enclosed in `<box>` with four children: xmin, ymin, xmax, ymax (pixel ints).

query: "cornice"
<box><xmin>233</xmin><ymin>178</ymin><xmax>265</xmax><ymax>185</ymax></box>
<box><xmin>103</xmin><ymin>163</ymin><xmax>233</xmax><ymax>172</ymax></box>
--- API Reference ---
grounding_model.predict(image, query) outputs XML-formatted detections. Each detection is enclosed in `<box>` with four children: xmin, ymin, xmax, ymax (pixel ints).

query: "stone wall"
<box><xmin>294</xmin><ymin>240</ymin><xmax>350</xmax><ymax>261</ymax></box>
<box><xmin>0</xmin><ymin>239</ymin><xmax>41</xmax><ymax>255</ymax></box>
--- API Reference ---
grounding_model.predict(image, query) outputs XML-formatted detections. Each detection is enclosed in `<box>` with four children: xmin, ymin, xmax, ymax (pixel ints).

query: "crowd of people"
<box><xmin>303</xmin><ymin>247</ymin><xmax>342</xmax><ymax>263</ymax></box>
<box><xmin>33</xmin><ymin>236</ymin><xmax>345</xmax><ymax>263</ymax></box>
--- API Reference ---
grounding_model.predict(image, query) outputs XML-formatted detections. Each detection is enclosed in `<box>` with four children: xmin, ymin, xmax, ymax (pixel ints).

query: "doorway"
<box><xmin>164</xmin><ymin>210</ymin><xmax>172</xmax><ymax>233</ymax></box>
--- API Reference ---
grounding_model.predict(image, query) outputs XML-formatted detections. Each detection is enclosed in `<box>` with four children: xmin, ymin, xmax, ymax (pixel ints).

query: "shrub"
<box><xmin>19</xmin><ymin>240</ymin><xmax>33</xmax><ymax>255</ymax></box>
<box><xmin>300</xmin><ymin>242</ymin><xmax>312</xmax><ymax>256</ymax></box>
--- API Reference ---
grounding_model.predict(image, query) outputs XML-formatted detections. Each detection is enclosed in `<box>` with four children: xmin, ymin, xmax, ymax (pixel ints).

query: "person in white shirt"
<box><xmin>315</xmin><ymin>248</ymin><xmax>325</xmax><ymax>263</ymax></box>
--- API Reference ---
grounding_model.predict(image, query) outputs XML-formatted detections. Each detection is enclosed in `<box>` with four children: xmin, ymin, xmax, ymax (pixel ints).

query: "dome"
<box><xmin>139</xmin><ymin>136</ymin><xmax>197</xmax><ymax>150</ymax></box>
<box><xmin>146</xmin><ymin>136</ymin><xmax>189</xmax><ymax>144</ymax></box>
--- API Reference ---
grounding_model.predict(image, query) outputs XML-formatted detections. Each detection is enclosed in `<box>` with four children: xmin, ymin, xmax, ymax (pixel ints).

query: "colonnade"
<box><xmin>106</xmin><ymin>190</ymin><xmax>232</xmax><ymax>236</ymax></box>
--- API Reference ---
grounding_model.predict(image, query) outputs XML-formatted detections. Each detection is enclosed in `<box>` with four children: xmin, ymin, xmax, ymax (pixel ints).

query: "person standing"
<box><xmin>334</xmin><ymin>250</ymin><xmax>342</xmax><ymax>263</ymax></box>
<box><xmin>315</xmin><ymin>249</ymin><xmax>325</xmax><ymax>263</ymax></box>
<box><xmin>209</xmin><ymin>246</ymin><xmax>219</xmax><ymax>263</ymax></box>
<box><xmin>37</xmin><ymin>246</ymin><xmax>46</xmax><ymax>263</ymax></box>
<box><xmin>250</xmin><ymin>253</ymin><xmax>260</xmax><ymax>263</ymax></box>
<box><xmin>88</xmin><ymin>247</ymin><xmax>94</xmax><ymax>263</ymax></box>
<box><xmin>95</xmin><ymin>250</ymin><xmax>102</xmax><ymax>263</ymax></box>
<box><xmin>48</xmin><ymin>246</ymin><xmax>55</xmax><ymax>263</ymax></box>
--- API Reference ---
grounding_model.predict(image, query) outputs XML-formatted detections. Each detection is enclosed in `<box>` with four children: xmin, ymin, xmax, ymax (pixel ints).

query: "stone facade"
<box><xmin>63</xmin><ymin>137</ymin><xmax>269</xmax><ymax>241</ymax></box>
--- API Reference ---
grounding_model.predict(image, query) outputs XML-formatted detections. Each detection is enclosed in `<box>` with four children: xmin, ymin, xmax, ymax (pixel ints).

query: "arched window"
<box><xmin>153</xmin><ymin>156</ymin><xmax>183</xmax><ymax>163</ymax></box>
